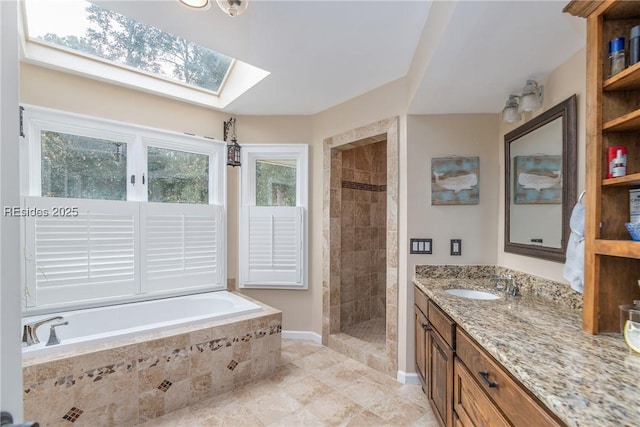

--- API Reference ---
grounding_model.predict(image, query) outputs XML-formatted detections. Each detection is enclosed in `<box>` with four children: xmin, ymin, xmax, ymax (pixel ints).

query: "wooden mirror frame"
<box><xmin>504</xmin><ymin>94</ymin><xmax>577</xmax><ymax>262</ymax></box>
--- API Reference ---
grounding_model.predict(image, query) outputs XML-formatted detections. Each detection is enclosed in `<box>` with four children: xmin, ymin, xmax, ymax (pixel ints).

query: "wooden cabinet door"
<box><xmin>414</xmin><ymin>305</ymin><xmax>428</xmax><ymax>389</ymax></box>
<box><xmin>427</xmin><ymin>328</ymin><xmax>454</xmax><ymax>427</ymax></box>
<box><xmin>453</xmin><ymin>357</ymin><xmax>510</xmax><ymax>427</ymax></box>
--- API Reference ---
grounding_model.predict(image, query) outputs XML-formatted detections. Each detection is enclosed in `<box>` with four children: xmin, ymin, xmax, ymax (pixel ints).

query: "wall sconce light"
<box><xmin>502</xmin><ymin>95</ymin><xmax>522</xmax><ymax>124</ymax></box>
<box><xmin>224</xmin><ymin>117</ymin><xmax>241</xmax><ymax>167</ymax></box>
<box><xmin>216</xmin><ymin>0</ymin><xmax>248</xmax><ymax>17</ymax></box>
<box><xmin>501</xmin><ymin>80</ymin><xmax>544</xmax><ymax>124</ymax></box>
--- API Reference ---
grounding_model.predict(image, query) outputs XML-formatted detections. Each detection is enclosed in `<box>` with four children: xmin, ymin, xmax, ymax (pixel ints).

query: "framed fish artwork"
<box><xmin>514</xmin><ymin>155</ymin><xmax>561</xmax><ymax>204</ymax></box>
<box><xmin>431</xmin><ymin>156</ymin><xmax>479</xmax><ymax>205</ymax></box>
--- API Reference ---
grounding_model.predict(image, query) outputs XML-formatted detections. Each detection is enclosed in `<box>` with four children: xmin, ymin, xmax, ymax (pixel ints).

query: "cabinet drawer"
<box><xmin>456</xmin><ymin>329</ymin><xmax>563</xmax><ymax>427</ymax></box>
<box><xmin>454</xmin><ymin>357</ymin><xmax>509</xmax><ymax>427</ymax></box>
<box><xmin>414</xmin><ymin>286</ymin><xmax>428</xmax><ymax>317</ymax></box>
<box><xmin>428</xmin><ymin>300</ymin><xmax>455</xmax><ymax>348</ymax></box>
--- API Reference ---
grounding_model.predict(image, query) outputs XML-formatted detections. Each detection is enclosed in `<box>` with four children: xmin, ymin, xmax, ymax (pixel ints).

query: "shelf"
<box><xmin>603</xmin><ymin>108</ymin><xmax>640</xmax><ymax>132</ymax></box>
<box><xmin>602</xmin><ymin>173</ymin><xmax>640</xmax><ymax>187</ymax></box>
<box><xmin>593</xmin><ymin>239</ymin><xmax>640</xmax><ymax>258</ymax></box>
<box><xmin>604</xmin><ymin>62</ymin><xmax>640</xmax><ymax>91</ymax></box>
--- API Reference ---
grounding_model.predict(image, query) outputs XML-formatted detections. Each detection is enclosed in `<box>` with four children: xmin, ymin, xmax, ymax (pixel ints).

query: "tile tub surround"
<box><xmin>413</xmin><ymin>276</ymin><xmax>640</xmax><ymax>427</ymax></box>
<box><xmin>23</xmin><ymin>301</ymin><xmax>281</xmax><ymax>426</ymax></box>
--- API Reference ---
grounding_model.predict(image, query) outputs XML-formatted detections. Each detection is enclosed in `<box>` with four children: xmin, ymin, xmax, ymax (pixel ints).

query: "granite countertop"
<box><xmin>413</xmin><ymin>277</ymin><xmax>640</xmax><ymax>427</ymax></box>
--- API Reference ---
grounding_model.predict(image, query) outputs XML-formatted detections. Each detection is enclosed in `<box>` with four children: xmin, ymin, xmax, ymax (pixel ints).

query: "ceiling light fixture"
<box><xmin>216</xmin><ymin>0</ymin><xmax>248</xmax><ymax>17</ymax></box>
<box><xmin>501</xmin><ymin>80</ymin><xmax>544</xmax><ymax>124</ymax></box>
<box><xmin>179</xmin><ymin>0</ymin><xmax>210</xmax><ymax>10</ymax></box>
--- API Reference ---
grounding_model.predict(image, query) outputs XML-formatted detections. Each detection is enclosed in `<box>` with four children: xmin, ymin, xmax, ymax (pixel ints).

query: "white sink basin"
<box><xmin>445</xmin><ymin>288</ymin><xmax>501</xmax><ymax>300</ymax></box>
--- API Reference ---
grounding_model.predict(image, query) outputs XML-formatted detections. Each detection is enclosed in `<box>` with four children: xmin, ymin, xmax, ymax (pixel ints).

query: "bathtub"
<box><xmin>22</xmin><ymin>291</ymin><xmax>262</xmax><ymax>357</ymax></box>
<box><xmin>22</xmin><ymin>292</ymin><xmax>281</xmax><ymax>426</ymax></box>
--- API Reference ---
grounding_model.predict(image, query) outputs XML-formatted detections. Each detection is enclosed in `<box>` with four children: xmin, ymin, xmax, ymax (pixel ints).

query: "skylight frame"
<box><xmin>19</xmin><ymin>0</ymin><xmax>269</xmax><ymax>110</ymax></box>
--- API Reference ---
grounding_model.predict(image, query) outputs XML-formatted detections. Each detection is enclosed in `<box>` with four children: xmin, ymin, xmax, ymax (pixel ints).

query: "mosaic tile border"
<box><xmin>23</xmin><ymin>314</ymin><xmax>281</xmax><ymax>426</ymax></box>
<box><xmin>341</xmin><ymin>180</ymin><xmax>387</xmax><ymax>192</ymax></box>
<box><xmin>23</xmin><ymin>323</ymin><xmax>281</xmax><ymax>396</ymax></box>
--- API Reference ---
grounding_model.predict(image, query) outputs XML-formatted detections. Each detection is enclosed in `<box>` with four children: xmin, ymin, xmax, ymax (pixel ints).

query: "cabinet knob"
<box><xmin>420</xmin><ymin>322</ymin><xmax>432</xmax><ymax>332</ymax></box>
<box><xmin>478</xmin><ymin>370</ymin><xmax>499</xmax><ymax>388</ymax></box>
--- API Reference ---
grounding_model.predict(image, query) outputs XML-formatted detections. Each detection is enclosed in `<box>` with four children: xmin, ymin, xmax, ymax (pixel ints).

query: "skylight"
<box><xmin>20</xmin><ymin>0</ymin><xmax>270</xmax><ymax>109</ymax></box>
<box><xmin>24</xmin><ymin>0</ymin><xmax>233</xmax><ymax>94</ymax></box>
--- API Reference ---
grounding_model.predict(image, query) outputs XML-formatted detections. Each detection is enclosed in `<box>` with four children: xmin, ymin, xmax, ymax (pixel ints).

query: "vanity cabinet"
<box><xmin>414</xmin><ymin>296</ymin><xmax>428</xmax><ymax>388</ymax></box>
<box><xmin>427</xmin><ymin>314</ymin><xmax>454</xmax><ymax>427</ymax></box>
<box><xmin>414</xmin><ymin>286</ymin><xmax>454</xmax><ymax>427</ymax></box>
<box><xmin>455</xmin><ymin>329</ymin><xmax>562</xmax><ymax>427</ymax></box>
<box><xmin>564</xmin><ymin>0</ymin><xmax>640</xmax><ymax>333</ymax></box>
<box><xmin>414</xmin><ymin>286</ymin><xmax>564</xmax><ymax>427</ymax></box>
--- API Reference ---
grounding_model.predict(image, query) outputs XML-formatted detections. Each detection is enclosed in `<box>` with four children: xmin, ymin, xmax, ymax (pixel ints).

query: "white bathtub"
<box><xmin>22</xmin><ymin>291</ymin><xmax>262</xmax><ymax>357</ymax></box>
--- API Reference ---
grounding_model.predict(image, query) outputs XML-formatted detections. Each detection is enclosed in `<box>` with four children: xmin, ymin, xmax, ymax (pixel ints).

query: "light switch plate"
<box><xmin>450</xmin><ymin>239</ymin><xmax>461</xmax><ymax>256</ymax></box>
<box><xmin>410</xmin><ymin>238</ymin><xmax>432</xmax><ymax>254</ymax></box>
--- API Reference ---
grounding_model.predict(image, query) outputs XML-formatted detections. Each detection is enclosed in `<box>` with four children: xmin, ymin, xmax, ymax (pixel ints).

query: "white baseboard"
<box><xmin>397</xmin><ymin>371</ymin><xmax>421</xmax><ymax>385</ymax></box>
<box><xmin>282</xmin><ymin>330</ymin><xmax>322</xmax><ymax>344</ymax></box>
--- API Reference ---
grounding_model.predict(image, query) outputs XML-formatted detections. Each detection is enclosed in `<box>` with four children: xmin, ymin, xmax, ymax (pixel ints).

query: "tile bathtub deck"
<box><xmin>139</xmin><ymin>339</ymin><xmax>437</xmax><ymax>427</ymax></box>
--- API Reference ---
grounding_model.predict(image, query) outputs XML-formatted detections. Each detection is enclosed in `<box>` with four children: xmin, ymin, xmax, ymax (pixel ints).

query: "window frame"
<box><xmin>239</xmin><ymin>144</ymin><xmax>308</xmax><ymax>290</ymax></box>
<box><xmin>20</xmin><ymin>104</ymin><xmax>227</xmax><ymax>314</ymax></box>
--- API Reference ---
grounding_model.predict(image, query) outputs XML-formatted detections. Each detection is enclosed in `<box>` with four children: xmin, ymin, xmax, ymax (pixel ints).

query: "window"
<box><xmin>23</xmin><ymin>0</ymin><xmax>233</xmax><ymax>93</ymax></box>
<box><xmin>21</xmin><ymin>105</ymin><xmax>226</xmax><ymax>312</ymax></box>
<box><xmin>21</xmin><ymin>0</ymin><xmax>270</xmax><ymax>109</ymax></box>
<box><xmin>147</xmin><ymin>147</ymin><xmax>209</xmax><ymax>204</ymax></box>
<box><xmin>239</xmin><ymin>145</ymin><xmax>308</xmax><ymax>289</ymax></box>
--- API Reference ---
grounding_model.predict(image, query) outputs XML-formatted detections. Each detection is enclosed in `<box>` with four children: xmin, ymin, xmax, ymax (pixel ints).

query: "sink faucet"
<box><xmin>488</xmin><ymin>275</ymin><xmax>520</xmax><ymax>297</ymax></box>
<box><xmin>22</xmin><ymin>316</ymin><xmax>64</xmax><ymax>347</ymax></box>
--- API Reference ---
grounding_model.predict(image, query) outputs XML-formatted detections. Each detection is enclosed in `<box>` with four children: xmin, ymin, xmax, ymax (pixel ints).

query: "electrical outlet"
<box><xmin>450</xmin><ymin>239</ymin><xmax>461</xmax><ymax>256</ymax></box>
<box><xmin>410</xmin><ymin>238</ymin><xmax>432</xmax><ymax>254</ymax></box>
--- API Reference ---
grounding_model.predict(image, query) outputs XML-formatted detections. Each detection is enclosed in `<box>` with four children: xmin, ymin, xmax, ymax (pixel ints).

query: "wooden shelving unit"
<box><xmin>566</xmin><ymin>0</ymin><xmax>640</xmax><ymax>334</ymax></box>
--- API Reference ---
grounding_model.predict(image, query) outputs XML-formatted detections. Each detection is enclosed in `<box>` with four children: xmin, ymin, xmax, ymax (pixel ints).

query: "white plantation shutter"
<box><xmin>142</xmin><ymin>202</ymin><xmax>224</xmax><ymax>293</ymax></box>
<box><xmin>24</xmin><ymin>197</ymin><xmax>139</xmax><ymax>308</ymax></box>
<box><xmin>242</xmin><ymin>206</ymin><xmax>303</xmax><ymax>287</ymax></box>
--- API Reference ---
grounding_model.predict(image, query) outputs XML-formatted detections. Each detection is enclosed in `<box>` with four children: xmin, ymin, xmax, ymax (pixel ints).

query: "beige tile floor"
<box><xmin>139</xmin><ymin>339</ymin><xmax>439</xmax><ymax>426</ymax></box>
<box><xmin>341</xmin><ymin>317</ymin><xmax>386</xmax><ymax>354</ymax></box>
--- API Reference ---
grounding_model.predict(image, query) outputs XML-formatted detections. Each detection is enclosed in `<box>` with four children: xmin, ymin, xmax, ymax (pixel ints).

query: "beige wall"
<box><xmin>228</xmin><ymin>116</ymin><xmax>313</xmax><ymax>332</ymax></box>
<box><xmin>404</xmin><ymin>113</ymin><xmax>500</xmax><ymax>373</ymax></box>
<box><xmin>497</xmin><ymin>48</ymin><xmax>587</xmax><ymax>282</ymax></box>
<box><xmin>21</xmin><ymin>63</ymin><xmax>316</xmax><ymax>332</ymax></box>
<box><xmin>407</xmin><ymin>114</ymin><xmax>500</xmax><ymax>266</ymax></box>
<box><xmin>20</xmin><ymin>46</ymin><xmax>587</xmax><ymax>377</ymax></box>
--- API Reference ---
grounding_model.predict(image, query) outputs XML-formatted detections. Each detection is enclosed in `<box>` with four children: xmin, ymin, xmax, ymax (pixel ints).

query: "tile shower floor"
<box><xmin>139</xmin><ymin>339</ymin><xmax>438</xmax><ymax>427</ymax></box>
<box><xmin>341</xmin><ymin>317</ymin><xmax>386</xmax><ymax>354</ymax></box>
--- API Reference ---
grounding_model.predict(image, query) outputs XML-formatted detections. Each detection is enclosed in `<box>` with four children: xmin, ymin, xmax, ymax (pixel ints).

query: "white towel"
<box><xmin>563</xmin><ymin>199</ymin><xmax>585</xmax><ymax>293</ymax></box>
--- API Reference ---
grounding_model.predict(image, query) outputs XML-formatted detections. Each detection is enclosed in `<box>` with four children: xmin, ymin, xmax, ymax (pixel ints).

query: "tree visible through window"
<box><xmin>256</xmin><ymin>160</ymin><xmax>297</xmax><ymax>206</ymax></box>
<box><xmin>26</xmin><ymin>0</ymin><xmax>233</xmax><ymax>93</ymax></box>
<box><xmin>41</xmin><ymin>131</ymin><xmax>127</xmax><ymax>200</ymax></box>
<box><xmin>147</xmin><ymin>146</ymin><xmax>209</xmax><ymax>204</ymax></box>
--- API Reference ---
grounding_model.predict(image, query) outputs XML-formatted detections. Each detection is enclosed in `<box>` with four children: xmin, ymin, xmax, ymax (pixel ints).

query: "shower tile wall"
<box><xmin>340</xmin><ymin>141</ymin><xmax>387</xmax><ymax>328</ymax></box>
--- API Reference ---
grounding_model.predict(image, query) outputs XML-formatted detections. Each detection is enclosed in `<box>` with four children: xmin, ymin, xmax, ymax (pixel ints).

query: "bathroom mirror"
<box><xmin>504</xmin><ymin>95</ymin><xmax>577</xmax><ymax>262</ymax></box>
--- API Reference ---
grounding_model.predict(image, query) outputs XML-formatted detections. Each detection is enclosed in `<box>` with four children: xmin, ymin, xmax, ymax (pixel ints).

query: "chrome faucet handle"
<box><xmin>46</xmin><ymin>321</ymin><xmax>68</xmax><ymax>347</ymax></box>
<box><xmin>488</xmin><ymin>276</ymin><xmax>506</xmax><ymax>290</ymax></box>
<box><xmin>22</xmin><ymin>316</ymin><xmax>64</xmax><ymax>346</ymax></box>
<box><xmin>505</xmin><ymin>276</ymin><xmax>520</xmax><ymax>297</ymax></box>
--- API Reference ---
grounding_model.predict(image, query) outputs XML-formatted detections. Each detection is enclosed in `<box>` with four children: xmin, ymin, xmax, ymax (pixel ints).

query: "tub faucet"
<box><xmin>22</xmin><ymin>316</ymin><xmax>64</xmax><ymax>347</ymax></box>
<box><xmin>46</xmin><ymin>321</ymin><xmax>68</xmax><ymax>346</ymax></box>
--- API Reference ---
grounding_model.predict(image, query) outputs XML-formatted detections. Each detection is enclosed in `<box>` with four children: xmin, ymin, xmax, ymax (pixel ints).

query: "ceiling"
<box><xmin>94</xmin><ymin>0</ymin><xmax>586</xmax><ymax>116</ymax></box>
